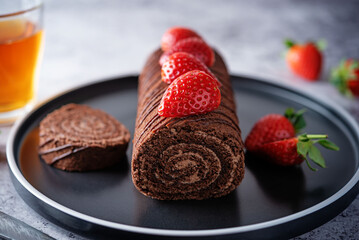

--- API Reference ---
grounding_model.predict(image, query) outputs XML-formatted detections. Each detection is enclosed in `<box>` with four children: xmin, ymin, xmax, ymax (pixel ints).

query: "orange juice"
<box><xmin>0</xmin><ymin>19</ymin><xmax>43</xmax><ymax>112</ymax></box>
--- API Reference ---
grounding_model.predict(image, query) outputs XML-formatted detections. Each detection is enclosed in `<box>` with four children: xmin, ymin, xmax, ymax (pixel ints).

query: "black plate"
<box><xmin>6</xmin><ymin>75</ymin><xmax>359</xmax><ymax>240</ymax></box>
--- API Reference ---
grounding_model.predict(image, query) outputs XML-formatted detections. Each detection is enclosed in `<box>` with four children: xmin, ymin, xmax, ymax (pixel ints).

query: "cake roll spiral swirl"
<box><xmin>39</xmin><ymin>104</ymin><xmax>130</xmax><ymax>171</ymax></box>
<box><xmin>132</xmin><ymin>49</ymin><xmax>245</xmax><ymax>200</ymax></box>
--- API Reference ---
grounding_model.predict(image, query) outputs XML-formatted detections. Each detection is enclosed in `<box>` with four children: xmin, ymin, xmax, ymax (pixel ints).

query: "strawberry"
<box><xmin>330</xmin><ymin>59</ymin><xmax>359</xmax><ymax>97</ymax></box>
<box><xmin>161</xmin><ymin>27</ymin><xmax>201</xmax><ymax>52</ymax></box>
<box><xmin>161</xmin><ymin>52</ymin><xmax>220</xmax><ymax>85</ymax></box>
<box><xmin>260</xmin><ymin>137</ymin><xmax>301</xmax><ymax>166</ymax></box>
<box><xmin>284</xmin><ymin>39</ymin><xmax>323</xmax><ymax>81</ymax></box>
<box><xmin>244</xmin><ymin>108</ymin><xmax>306</xmax><ymax>152</ymax></box>
<box><xmin>159</xmin><ymin>37</ymin><xmax>215</xmax><ymax>67</ymax></box>
<box><xmin>158</xmin><ymin>70</ymin><xmax>221</xmax><ymax>117</ymax></box>
<box><xmin>348</xmin><ymin>80</ymin><xmax>359</xmax><ymax>96</ymax></box>
<box><xmin>259</xmin><ymin>134</ymin><xmax>339</xmax><ymax>171</ymax></box>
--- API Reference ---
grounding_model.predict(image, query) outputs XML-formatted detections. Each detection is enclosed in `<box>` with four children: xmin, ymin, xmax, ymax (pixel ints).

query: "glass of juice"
<box><xmin>0</xmin><ymin>0</ymin><xmax>44</xmax><ymax>123</ymax></box>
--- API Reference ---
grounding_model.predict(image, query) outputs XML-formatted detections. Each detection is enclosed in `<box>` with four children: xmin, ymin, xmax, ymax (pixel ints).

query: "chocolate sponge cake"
<box><xmin>132</xmin><ymin>49</ymin><xmax>245</xmax><ymax>200</ymax></box>
<box><xmin>39</xmin><ymin>104</ymin><xmax>130</xmax><ymax>171</ymax></box>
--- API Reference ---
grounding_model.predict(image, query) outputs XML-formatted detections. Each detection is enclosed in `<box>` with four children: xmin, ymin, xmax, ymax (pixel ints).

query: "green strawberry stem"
<box><xmin>297</xmin><ymin>134</ymin><xmax>339</xmax><ymax>171</ymax></box>
<box><xmin>307</xmin><ymin>134</ymin><xmax>327</xmax><ymax>138</ymax></box>
<box><xmin>301</xmin><ymin>134</ymin><xmax>327</xmax><ymax>140</ymax></box>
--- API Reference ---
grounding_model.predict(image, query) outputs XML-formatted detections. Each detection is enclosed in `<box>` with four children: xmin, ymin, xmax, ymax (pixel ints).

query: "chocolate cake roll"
<box><xmin>39</xmin><ymin>104</ymin><xmax>130</xmax><ymax>171</ymax></box>
<box><xmin>132</xmin><ymin>49</ymin><xmax>245</xmax><ymax>200</ymax></box>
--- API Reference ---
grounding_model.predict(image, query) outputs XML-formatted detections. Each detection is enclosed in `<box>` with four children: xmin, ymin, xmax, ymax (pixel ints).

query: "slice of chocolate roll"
<box><xmin>39</xmin><ymin>104</ymin><xmax>130</xmax><ymax>171</ymax></box>
<box><xmin>132</xmin><ymin>49</ymin><xmax>245</xmax><ymax>200</ymax></box>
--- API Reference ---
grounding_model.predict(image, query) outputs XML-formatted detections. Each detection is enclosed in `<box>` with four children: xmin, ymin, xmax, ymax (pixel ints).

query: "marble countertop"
<box><xmin>1</xmin><ymin>0</ymin><xmax>358</xmax><ymax>239</ymax></box>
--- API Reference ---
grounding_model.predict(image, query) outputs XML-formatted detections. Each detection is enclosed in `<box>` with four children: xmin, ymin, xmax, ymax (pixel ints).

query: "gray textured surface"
<box><xmin>0</xmin><ymin>211</ymin><xmax>55</xmax><ymax>239</ymax></box>
<box><xmin>1</xmin><ymin>0</ymin><xmax>359</xmax><ymax>239</ymax></box>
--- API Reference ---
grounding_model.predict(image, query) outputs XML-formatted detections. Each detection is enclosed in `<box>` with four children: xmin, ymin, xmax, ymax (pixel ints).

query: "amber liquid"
<box><xmin>0</xmin><ymin>19</ymin><xmax>43</xmax><ymax>112</ymax></box>
<box><xmin>20</xmin><ymin>127</ymin><xmax>41</xmax><ymax>181</ymax></box>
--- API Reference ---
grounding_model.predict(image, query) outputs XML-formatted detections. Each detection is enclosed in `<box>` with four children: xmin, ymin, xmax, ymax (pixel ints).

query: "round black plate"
<box><xmin>7</xmin><ymin>75</ymin><xmax>359</xmax><ymax>240</ymax></box>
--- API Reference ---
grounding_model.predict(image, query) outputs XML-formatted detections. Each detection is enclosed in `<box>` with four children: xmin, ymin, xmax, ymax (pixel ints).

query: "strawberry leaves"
<box><xmin>284</xmin><ymin>39</ymin><xmax>326</xmax><ymax>51</ymax></box>
<box><xmin>296</xmin><ymin>134</ymin><xmax>339</xmax><ymax>171</ymax></box>
<box><xmin>284</xmin><ymin>108</ymin><xmax>306</xmax><ymax>133</ymax></box>
<box><xmin>330</xmin><ymin>60</ymin><xmax>353</xmax><ymax>96</ymax></box>
<box><xmin>283</xmin><ymin>109</ymin><xmax>339</xmax><ymax>171</ymax></box>
<box><xmin>315</xmin><ymin>39</ymin><xmax>326</xmax><ymax>52</ymax></box>
<box><xmin>284</xmin><ymin>39</ymin><xmax>295</xmax><ymax>49</ymax></box>
<box><xmin>308</xmin><ymin>144</ymin><xmax>325</xmax><ymax>169</ymax></box>
<box><xmin>317</xmin><ymin>139</ymin><xmax>340</xmax><ymax>151</ymax></box>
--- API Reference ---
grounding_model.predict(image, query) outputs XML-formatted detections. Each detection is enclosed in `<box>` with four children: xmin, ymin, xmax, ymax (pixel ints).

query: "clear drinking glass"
<box><xmin>0</xmin><ymin>0</ymin><xmax>44</xmax><ymax>123</ymax></box>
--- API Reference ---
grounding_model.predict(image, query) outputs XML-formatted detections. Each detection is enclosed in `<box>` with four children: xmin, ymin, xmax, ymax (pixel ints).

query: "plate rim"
<box><xmin>6</xmin><ymin>74</ymin><xmax>359</xmax><ymax>237</ymax></box>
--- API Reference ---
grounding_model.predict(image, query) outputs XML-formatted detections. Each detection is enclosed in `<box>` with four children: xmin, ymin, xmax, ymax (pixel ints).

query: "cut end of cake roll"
<box><xmin>39</xmin><ymin>104</ymin><xmax>130</xmax><ymax>172</ymax></box>
<box><xmin>132</xmin><ymin>49</ymin><xmax>245</xmax><ymax>200</ymax></box>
